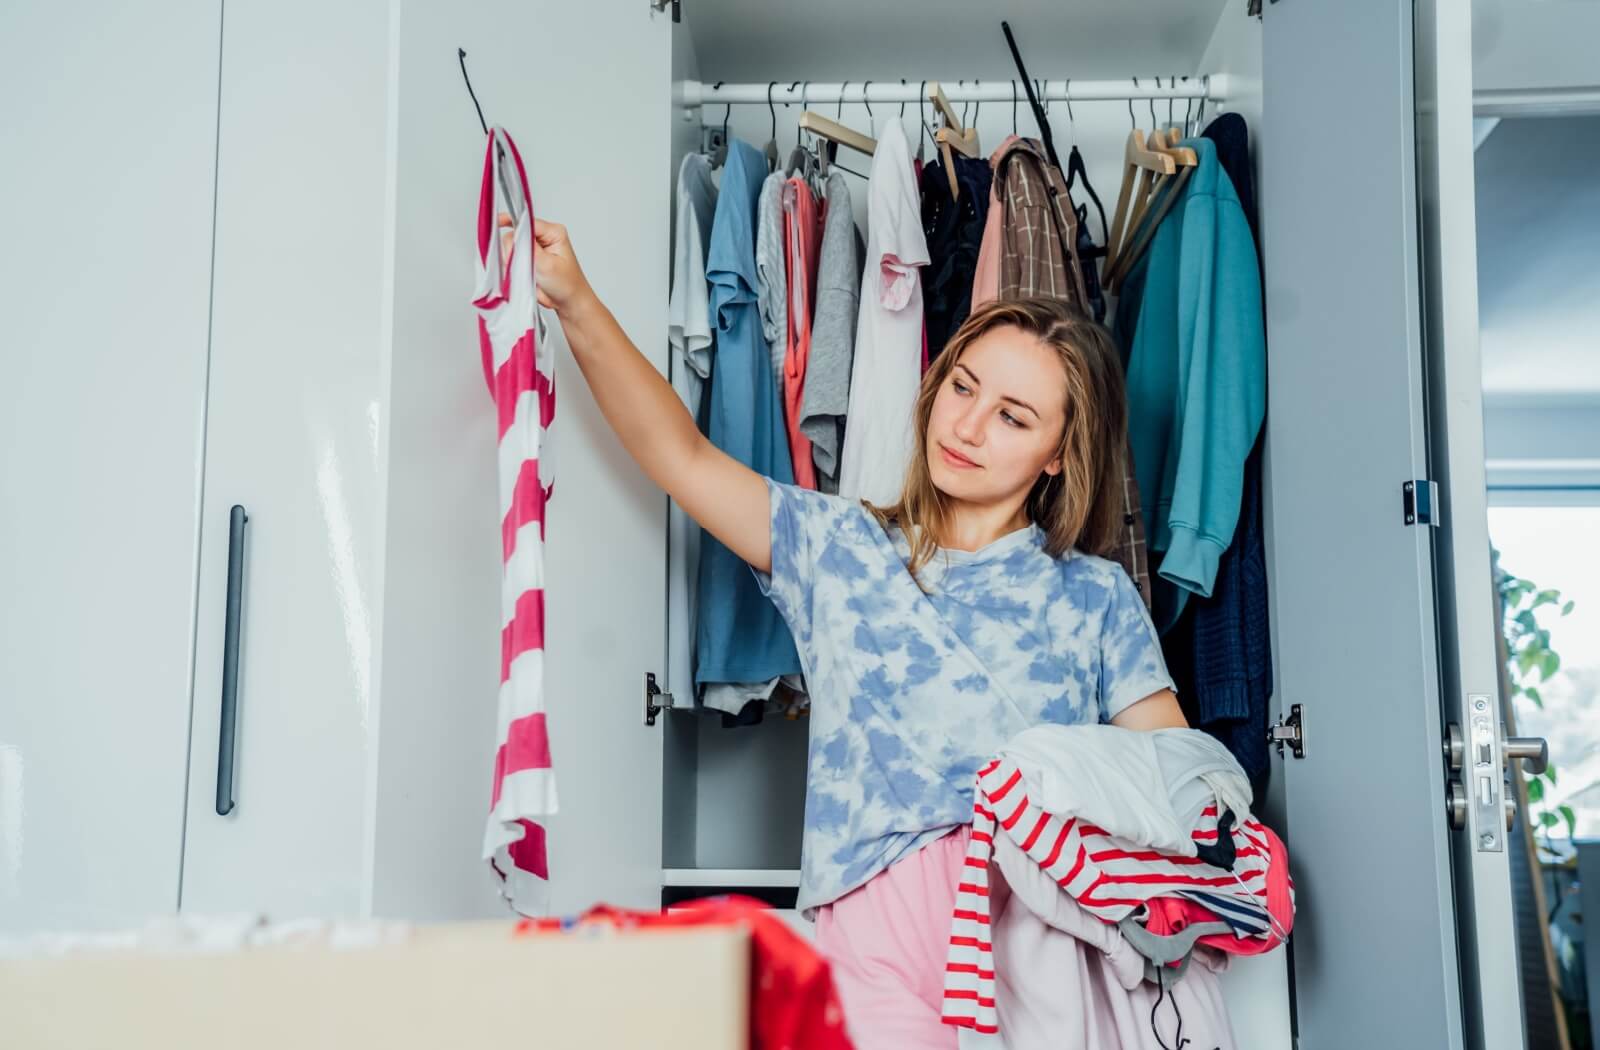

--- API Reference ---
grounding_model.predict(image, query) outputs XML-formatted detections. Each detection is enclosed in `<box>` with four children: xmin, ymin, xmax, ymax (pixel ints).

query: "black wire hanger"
<box><xmin>459</xmin><ymin>47</ymin><xmax>518</xmax><ymax>222</ymax></box>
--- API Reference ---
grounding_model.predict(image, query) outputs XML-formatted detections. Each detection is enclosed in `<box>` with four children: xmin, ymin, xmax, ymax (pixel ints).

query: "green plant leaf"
<box><xmin>1545</xmin><ymin>764</ymin><xmax>1557</xmax><ymax>786</ymax></box>
<box><xmin>1560</xmin><ymin>804</ymin><xmax>1577</xmax><ymax>838</ymax></box>
<box><xmin>1519</xmin><ymin>647</ymin><xmax>1540</xmax><ymax>675</ymax></box>
<box><xmin>1541</xmin><ymin>650</ymin><xmax>1561</xmax><ymax>680</ymax></box>
<box><xmin>1561</xmin><ymin>600</ymin><xmax>1574</xmax><ymax>616</ymax></box>
<box><xmin>1533</xmin><ymin>589</ymin><xmax>1560</xmax><ymax>609</ymax></box>
<box><xmin>1527</xmin><ymin>776</ymin><xmax>1544</xmax><ymax>802</ymax></box>
<box><xmin>1540</xmin><ymin>810</ymin><xmax>1561</xmax><ymax>828</ymax></box>
<box><xmin>1525</xmin><ymin>686</ymin><xmax>1544</xmax><ymax>709</ymax></box>
<box><xmin>1517</xmin><ymin>610</ymin><xmax>1539</xmax><ymax>631</ymax></box>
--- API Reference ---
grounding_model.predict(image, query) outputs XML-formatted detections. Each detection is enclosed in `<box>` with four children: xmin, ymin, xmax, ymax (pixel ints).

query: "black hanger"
<box><xmin>459</xmin><ymin>47</ymin><xmax>519</xmax><ymax>226</ymax></box>
<box><xmin>1067</xmin><ymin>146</ymin><xmax>1109</xmax><ymax>248</ymax></box>
<box><xmin>1000</xmin><ymin>21</ymin><xmax>1060</xmax><ymax>172</ymax></box>
<box><xmin>764</xmin><ymin>82</ymin><xmax>780</xmax><ymax>172</ymax></box>
<box><xmin>711</xmin><ymin>81</ymin><xmax>730</xmax><ymax>168</ymax></box>
<box><xmin>458</xmin><ymin>48</ymin><xmax>489</xmax><ymax>135</ymax></box>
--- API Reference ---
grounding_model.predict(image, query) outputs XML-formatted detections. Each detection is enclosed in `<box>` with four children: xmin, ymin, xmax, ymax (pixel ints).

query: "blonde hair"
<box><xmin>866</xmin><ymin>297</ymin><xmax>1130</xmax><ymax>580</ymax></box>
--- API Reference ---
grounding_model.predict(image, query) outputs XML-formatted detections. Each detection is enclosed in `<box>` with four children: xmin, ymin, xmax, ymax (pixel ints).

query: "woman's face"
<box><xmin>925</xmin><ymin>325</ymin><xmax>1068</xmax><ymax>506</ymax></box>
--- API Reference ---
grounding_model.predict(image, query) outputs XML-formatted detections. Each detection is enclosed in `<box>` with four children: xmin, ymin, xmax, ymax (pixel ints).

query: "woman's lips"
<box><xmin>939</xmin><ymin>443</ymin><xmax>979</xmax><ymax>469</ymax></box>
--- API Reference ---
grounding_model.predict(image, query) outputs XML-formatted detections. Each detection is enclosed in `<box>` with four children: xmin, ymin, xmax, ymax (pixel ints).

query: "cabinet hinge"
<box><xmin>1403</xmin><ymin>479</ymin><xmax>1440</xmax><ymax>527</ymax></box>
<box><xmin>1267</xmin><ymin>703</ymin><xmax>1306</xmax><ymax>760</ymax></box>
<box><xmin>645</xmin><ymin>672</ymin><xmax>676</xmax><ymax>726</ymax></box>
<box><xmin>649</xmin><ymin>0</ymin><xmax>682</xmax><ymax>23</ymax></box>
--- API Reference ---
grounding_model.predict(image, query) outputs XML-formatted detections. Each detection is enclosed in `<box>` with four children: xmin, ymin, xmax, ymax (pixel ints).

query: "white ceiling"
<box><xmin>1474</xmin><ymin>115</ymin><xmax>1600</xmax><ymax>397</ymax></box>
<box><xmin>682</xmin><ymin>0</ymin><xmax>1232</xmax><ymax>83</ymax></box>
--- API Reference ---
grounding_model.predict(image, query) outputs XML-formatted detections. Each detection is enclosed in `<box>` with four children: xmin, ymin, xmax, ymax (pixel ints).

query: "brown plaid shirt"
<box><xmin>994</xmin><ymin>139</ymin><xmax>1152</xmax><ymax>609</ymax></box>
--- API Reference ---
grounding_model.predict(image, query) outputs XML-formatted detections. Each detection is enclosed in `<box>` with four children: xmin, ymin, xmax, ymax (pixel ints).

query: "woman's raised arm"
<box><xmin>532</xmin><ymin>218</ymin><xmax>772</xmax><ymax>573</ymax></box>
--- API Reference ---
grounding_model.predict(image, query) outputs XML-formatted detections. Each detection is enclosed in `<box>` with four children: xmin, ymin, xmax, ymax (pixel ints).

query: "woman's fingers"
<box><xmin>533</xmin><ymin>218</ymin><xmax>568</xmax><ymax>250</ymax></box>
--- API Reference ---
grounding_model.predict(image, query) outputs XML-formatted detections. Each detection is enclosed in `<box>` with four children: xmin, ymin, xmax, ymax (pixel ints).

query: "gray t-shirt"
<box><xmin>801</xmin><ymin>172</ymin><xmax>863</xmax><ymax>494</ymax></box>
<box><xmin>755</xmin><ymin>171</ymin><xmax>788</xmax><ymax>391</ymax></box>
<box><xmin>753</xmin><ymin>480</ymin><xmax>1174</xmax><ymax>914</ymax></box>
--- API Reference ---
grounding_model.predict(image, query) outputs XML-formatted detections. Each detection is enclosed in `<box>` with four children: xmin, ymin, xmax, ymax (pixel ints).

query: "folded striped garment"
<box><xmin>942</xmin><ymin>753</ymin><xmax>1294</xmax><ymax>1036</ymax></box>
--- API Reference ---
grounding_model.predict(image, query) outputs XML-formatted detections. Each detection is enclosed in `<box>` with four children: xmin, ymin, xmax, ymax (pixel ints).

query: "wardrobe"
<box><xmin>2</xmin><ymin>1</ymin><xmax>1515</xmax><ymax>1047</ymax></box>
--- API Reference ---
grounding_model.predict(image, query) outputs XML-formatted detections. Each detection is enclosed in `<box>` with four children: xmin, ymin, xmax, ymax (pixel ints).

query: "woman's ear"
<box><xmin>1042</xmin><ymin>457</ymin><xmax>1063</xmax><ymax>478</ymax></box>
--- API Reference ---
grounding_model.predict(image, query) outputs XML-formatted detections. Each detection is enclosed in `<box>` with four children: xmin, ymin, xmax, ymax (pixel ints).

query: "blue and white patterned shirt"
<box><xmin>754</xmin><ymin>480</ymin><xmax>1174</xmax><ymax>914</ymax></box>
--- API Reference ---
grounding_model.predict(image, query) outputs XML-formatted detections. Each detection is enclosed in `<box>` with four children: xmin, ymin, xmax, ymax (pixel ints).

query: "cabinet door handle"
<box><xmin>216</xmin><ymin>504</ymin><xmax>248</xmax><ymax>816</ymax></box>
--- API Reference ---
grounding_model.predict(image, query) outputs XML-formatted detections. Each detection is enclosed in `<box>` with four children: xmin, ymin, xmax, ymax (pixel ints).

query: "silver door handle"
<box><xmin>1447</xmin><ymin>780</ymin><xmax>1468</xmax><ymax>829</ymax></box>
<box><xmin>1503</xmin><ymin>736</ymin><xmax>1548</xmax><ymax>775</ymax></box>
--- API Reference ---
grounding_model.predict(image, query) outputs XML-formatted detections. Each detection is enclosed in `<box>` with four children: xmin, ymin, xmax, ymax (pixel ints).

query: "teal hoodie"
<box><xmin>1124</xmin><ymin>137</ymin><xmax>1265</xmax><ymax>632</ymax></box>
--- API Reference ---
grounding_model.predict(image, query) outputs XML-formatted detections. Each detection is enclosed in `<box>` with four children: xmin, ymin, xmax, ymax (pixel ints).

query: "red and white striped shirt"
<box><xmin>942</xmin><ymin>755</ymin><xmax>1292</xmax><ymax>1035</ymax></box>
<box><xmin>473</xmin><ymin>127</ymin><xmax>557</xmax><ymax>915</ymax></box>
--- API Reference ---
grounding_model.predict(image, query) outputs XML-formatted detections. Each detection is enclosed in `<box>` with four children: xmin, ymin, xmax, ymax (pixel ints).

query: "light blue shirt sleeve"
<box><xmin>1159</xmin><ymin>168</ymin><xmax>1266</xmax><ymax>602</ymax></box>
<box><xmin>752</xmin><ymin>479</ymin><xmax>855</xmax><ymax>650</ymax></box>
<box><xmin>1097</xmin><ymin>568</ymin><xmax>1176</xmax><ymax>721</ymax></box>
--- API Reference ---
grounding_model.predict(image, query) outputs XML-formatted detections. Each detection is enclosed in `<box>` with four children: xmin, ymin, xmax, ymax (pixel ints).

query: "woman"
<box><xmin>531</xmin><ymin>218</ymin><xmax>1185</xmax><ymax>1047</ymax></box>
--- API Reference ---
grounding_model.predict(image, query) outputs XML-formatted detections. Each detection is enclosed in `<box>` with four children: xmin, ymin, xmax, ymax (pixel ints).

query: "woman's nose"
<box><xmin>952</xmin><ymin>405</ymin><xmax>983</xmax><ymax>445</ymax></box>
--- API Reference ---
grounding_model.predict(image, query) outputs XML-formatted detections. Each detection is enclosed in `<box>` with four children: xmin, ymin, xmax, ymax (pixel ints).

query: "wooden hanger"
<box><xmin>1104</xmin><ymin>130</ymin><xmax>1176</xmax><ymax>277</ymax></box>
<box><xmin>926</xmin><ymin>81</ymin><xmax>962</xmax><ymax>130</ymax></box>
<box><xmin>1108</xmin><ymin>130</ymin><xmax>1198</xmax><ymax>290</ymax></box>
<box><xmin>927</xmin><ymin>81</ymin><xmax>981</xmax><ymax>200</ymax></box>
<box><xmin>1146</xmin><ymin>127</ymin><xmax>1198</xmax><ymax>169</ymax></box>
<box><xmin>798</xmin><ymin>110</ymin><xmax>876</xmax><ymax>158</ymax></box>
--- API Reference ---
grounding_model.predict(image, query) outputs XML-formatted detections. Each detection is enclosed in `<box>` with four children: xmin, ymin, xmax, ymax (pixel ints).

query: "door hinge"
<box><xmin>649</xmin><ymin>0</ymin><xmax>682</xmax><ymax>23</ymax></box>
<box><xmin>1268</xmin><ymin>704</ymin><xmax>1306</xmax><ymax>760</ymax></box>
<box><xmin>1402</xmin><ymin>480</ymin><xmax>1440</xmax><ymax>527</ymax></box>
<box><xmin>645</xmin><ymin>671</ymin><xmax>676</xmax><ymax>726</ymax></box>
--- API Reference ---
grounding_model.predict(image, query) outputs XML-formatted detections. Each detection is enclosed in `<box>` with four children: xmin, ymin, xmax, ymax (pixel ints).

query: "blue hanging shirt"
<box><xmin>1125</xmin><ymin>137</ymin><xmax>1266</xmax><ymax>632</ymax></box>
<box><xmin>695</xmin><ymin>140</ymin><xmax>802</xmax><ymax>686</ymax></box>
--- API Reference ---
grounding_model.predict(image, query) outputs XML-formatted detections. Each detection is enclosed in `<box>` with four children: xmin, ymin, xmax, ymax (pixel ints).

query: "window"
<box><xmin>1489</xmin><ymin>505</ymin><xmax>1600</xmax><ymax>840</ymax></box>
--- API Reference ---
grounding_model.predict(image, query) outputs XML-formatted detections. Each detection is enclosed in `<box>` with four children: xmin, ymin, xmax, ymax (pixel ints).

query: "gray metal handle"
<box><xmin>216</xmin><ymin>505</ymin><xmax>248</xmax><ymax>816</ymax></box>
<box><xmin>1504</xmin><ymin>736</ymin><xmax>1549</xmax><ymax>776</ymax></box>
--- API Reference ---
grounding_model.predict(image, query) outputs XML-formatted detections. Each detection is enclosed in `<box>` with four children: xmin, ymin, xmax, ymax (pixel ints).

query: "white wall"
<box><xmin>685</xmin><ymin>0</ymin><xmax>1229</xmax><ymax>84</ymax></box>
<box><xmin>1474</xmin><ymin>116</ymin><xmax>1600</xmax><ymax>396</ymax></box>
<box><xmin>1472</xmin><ymin>0</ymin><xmax>1600</xmax><ymax>98</ymax></box>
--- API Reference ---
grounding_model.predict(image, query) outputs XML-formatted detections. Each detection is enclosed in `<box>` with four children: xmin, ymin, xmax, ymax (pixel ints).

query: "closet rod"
<box><xmin>679</xmin><ymin>76</ymin><xmax>1232</xmax><ymax>109</ymax></box>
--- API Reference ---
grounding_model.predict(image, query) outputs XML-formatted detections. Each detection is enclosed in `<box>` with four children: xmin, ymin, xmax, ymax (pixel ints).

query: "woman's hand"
<box><xmin>496</xmin><ymin>213</ymin><xmax>595</xmax><ymax>315</ymax></box>
<box><xmin>497</xmin><ymin>213</ymin><xmax>774</xmax><ymax>574</ymax></box>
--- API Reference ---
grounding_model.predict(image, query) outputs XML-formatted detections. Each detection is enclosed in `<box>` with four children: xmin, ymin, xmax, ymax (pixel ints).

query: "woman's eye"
<box><xmin>1000</xmin><ymin>410</ymin><xmax>1025</xmax><ymax>428</ymax></box>
<box><xmin>952</xmin><ymin>380</ymin><xmax>971</xmax><ymax>395</ymax></box>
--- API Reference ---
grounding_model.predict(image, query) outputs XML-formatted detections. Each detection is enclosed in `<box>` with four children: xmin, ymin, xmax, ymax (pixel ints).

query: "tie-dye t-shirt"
<box><xmin>753</xmin><ymin>480</ymin><xmax>1173</xmax><ymax>914</ymax></box>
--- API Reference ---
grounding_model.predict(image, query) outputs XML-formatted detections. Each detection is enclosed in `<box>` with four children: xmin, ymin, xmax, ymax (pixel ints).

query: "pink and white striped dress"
<box><xmin>472</xmin><ymin>127</ymin><xmax>557</xmax><ymax>914</ymax></box>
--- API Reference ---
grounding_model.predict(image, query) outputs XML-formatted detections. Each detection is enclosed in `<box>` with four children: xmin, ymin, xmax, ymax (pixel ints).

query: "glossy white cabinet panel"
<box><xmin>0</xmin><ymin>1</ymin><xmax>222</xmax><ymax>932</ymax></box>
<box><xmin>369</xmin><ymin>0</ymin><xmax>673</xmax><ymax>918</ymax></box>
<box><xmin>180</xmin><ymin>0</ymin><xmax>392</xmax><ymax>917</ymax></box>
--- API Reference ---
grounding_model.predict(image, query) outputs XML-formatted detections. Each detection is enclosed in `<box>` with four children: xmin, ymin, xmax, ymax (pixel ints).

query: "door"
<box><xmin>499</xmin><ymin>0</ymin><xmax>675</xmax><ymax>914</ymax></box>
<box><xmin>1414</xmin><ymin>1</ymin><xmax>1531</xmax><ymax>1047</ymax></box>
<box><xmin>1260</xmin><ymin>0</ymin><xmax>1470</xmax><ymax>1046</ymax></box>
<box><xmin>0</xmin><ymin>0</ymin><xmax>222</xmax><ymax>933</ymax></box>
<box><xmin>366</xmin><ymin>0</ymin><xmax>675</xmax><ymax>918</ymax></box>
<box><xmin>181</xmin><ymin>0</ymin><xmax>672</xmax><ymax>919</ymax></box>
<box><xmin>180</xmin><ymin>0</ymin><xmax>395</xmax><ymax>916</ymax></box>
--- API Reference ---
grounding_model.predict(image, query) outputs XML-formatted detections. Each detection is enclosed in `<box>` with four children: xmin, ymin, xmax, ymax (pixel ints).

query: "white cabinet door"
<box><xmin>183</xmin><ymin>0</ymin><xmax>673</xmax><ymax>919</ymax></box>
<box><xmin>180</xmin><ymin>0</ymin><xmax>393</xmax><ymax>917</ymax></box>
<box><xmin>0</xmin><ymin>0</ymin><xmax>221</xmax><ymax>933</ymax></box>
<box><xmin>381</xmin><ymin>0</ymin><xmax>676</xmax><ymax>916</ymax></box>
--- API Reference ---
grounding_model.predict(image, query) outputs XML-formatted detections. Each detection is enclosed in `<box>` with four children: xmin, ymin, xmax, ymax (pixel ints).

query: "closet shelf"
<box><xmin>662</xmin><ymin>868</ymin><xmax>802</xmax><ymax>888</ymax></box>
